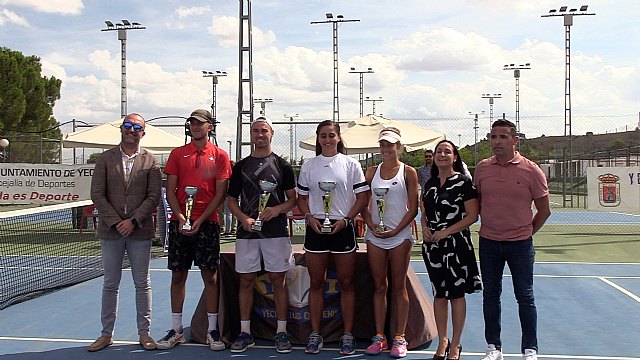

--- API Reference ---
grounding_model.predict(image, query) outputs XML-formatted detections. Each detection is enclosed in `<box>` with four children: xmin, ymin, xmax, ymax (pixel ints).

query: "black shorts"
<box><xmin>303</xmin><ymin>219</ymin><xmax>357</xmax><ymax>254</ymax></box>
<box><xmin>167</xmin><ymin>220</ymin><xmax>220</xmax><ymax>271</ymax></box>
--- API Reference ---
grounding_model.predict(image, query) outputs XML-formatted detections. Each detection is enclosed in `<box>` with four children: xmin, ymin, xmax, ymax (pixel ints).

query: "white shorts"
<box><xmin>235</xmin><ymin>237</ymin><xmax>295</xmax><ymax>273</ymax></box>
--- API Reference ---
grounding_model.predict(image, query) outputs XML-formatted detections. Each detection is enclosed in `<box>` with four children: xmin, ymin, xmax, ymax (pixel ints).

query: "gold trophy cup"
<box><xmin>318</xmin><ymin>181</ymin><xmax>337</xmax><ymax>233</ymax></box>
<box><xmin>182</xmin><ymin>186</ymin><xmax>199</xmax><ymax>230</ymax></box>
<box><xmin>251</xmin><ymin>180</ymin><xmax>277</xmax><ymax>231</ymax></box>
<box><xmin>373</xmin><ymin>187</ymin><xmax>389</xmax><ymax>232</ymax></box>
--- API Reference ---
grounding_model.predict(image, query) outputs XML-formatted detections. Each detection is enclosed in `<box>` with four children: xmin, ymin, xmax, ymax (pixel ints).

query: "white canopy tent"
<box><xmin>299</xmin><ymin>114</ymin><xmax>445</xmax><ymax>154</ymax></box>
<box><xmin>63</xmin><ymin>120</ymin><xmax>185</xmax><ymax>154</ymax></box>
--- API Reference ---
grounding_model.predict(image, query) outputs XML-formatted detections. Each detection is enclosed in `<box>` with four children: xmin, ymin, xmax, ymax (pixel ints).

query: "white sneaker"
<box><xmin>523</xmin><ymin>349</ymin><xmax>538</xmax><ymax>360</ymax></box>
<box><xmin>207</xmin><ymin>330</ymin><xmax>226</xmax><ymax>351</ymax></box>
<box><xmin>156</xmin><ymin>329</ymin><xmax>185</xmax><ymax>349</ymax></box>
<box><xmin>482</xmin><ymin>344</ymin><xmax>503</xmax><ymax>360</ymax></box>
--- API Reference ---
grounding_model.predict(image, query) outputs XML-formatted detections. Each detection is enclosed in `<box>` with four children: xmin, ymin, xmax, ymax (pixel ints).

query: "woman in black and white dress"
<box><xmin>421</xmin><ymin>139</ymin><xmax>481</xmax><ymax>360</ymax></box>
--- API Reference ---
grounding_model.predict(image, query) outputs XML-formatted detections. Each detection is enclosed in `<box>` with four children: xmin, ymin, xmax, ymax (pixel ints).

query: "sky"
<box><xmin>1</xmin><ymin>0</ymin><xmax>639</xmax><ymax>159</ymax></box>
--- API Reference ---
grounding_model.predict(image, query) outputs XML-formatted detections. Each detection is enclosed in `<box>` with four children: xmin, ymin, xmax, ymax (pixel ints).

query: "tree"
<box><xmin>400</xmin><ymin>149</ymin><xmax>424</xmax><ymax>168</ymax></box>
<box><xmin>87</xmin><ymin>153</ymin><xmax>101</xmax><ymax>164</ymax></box>
<box><xmin>0</xmin><ymin>47</ymin><xmax>62</xmax><ymax>163</ymax></box>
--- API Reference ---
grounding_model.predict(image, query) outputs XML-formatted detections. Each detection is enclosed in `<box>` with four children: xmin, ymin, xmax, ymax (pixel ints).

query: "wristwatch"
<box><xmin>343</xmin><ymin>217</ymin><xmax>352</xmax><ymax>226</ymax></box>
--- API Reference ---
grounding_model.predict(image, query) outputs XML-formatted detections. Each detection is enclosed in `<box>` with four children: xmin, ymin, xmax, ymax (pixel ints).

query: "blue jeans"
<box><xmin>479</xmin><ymin>237</ymin><xmax>537</xmax><ymax>353</ymax></box>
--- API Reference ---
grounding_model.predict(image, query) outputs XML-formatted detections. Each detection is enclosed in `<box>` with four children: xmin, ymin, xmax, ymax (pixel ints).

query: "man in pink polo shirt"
<box><xmin>474</xmin><ymin>119</ymin><xmax>550</xmax><ymax>360</ymax></box>
<box><xmin>157</xmin><ymin>109</ymin><xmax>231</xmax><ymax>351</ymax></box>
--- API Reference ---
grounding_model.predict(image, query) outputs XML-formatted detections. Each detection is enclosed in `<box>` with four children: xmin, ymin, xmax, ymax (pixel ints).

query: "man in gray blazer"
<box><xmin>88</xmin><ymin>113</ymin><xmax>162</xmax><ymax>352</ymax></box>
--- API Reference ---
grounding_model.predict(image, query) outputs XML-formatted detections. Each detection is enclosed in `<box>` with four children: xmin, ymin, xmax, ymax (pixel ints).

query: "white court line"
<box><xmin>1</xmin><ymin>255</ymin><xmax>101</xmax><ymax>258</ymax></box>
<box><xmin>414</xmin><ymin>272</ymin><xmax>640</xmax><ymax>280</ymax></box>
<box><xmin>147</xmin><ymin>268</ymin><xmax>201</xmax><ymax>272</ymax></box>
<box><xmin>611</xmin><ymin>211</ymin><xmax>640</xmax><ymax>218</ymax></box>
<box><xmin>410</xmin><ymin>259</ymin><xmax>640</xmax><ymax>265</ymax></box>
<box><xmin>1</xmin><ymin>337</ymin><xmax>639</xmax><ymax>360</ymax></box>
<box><xmin>599</xmin><ymin>277</ymin><xmax>640</xmax><ymax>303</ymax></box>
<box><xmin>0</xmin><ymin>266</ymin><xmax>102</xmax><ymax>271</ymax></box>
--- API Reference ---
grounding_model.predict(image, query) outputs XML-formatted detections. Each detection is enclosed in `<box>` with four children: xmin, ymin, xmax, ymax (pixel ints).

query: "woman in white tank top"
<box><xmin>361</xmin><ymin>127</ymin><xmax>419</xmax><ymax>358</ymax></box>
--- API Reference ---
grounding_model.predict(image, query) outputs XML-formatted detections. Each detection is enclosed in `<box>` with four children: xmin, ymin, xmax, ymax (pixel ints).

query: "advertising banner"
<box><xmin>0</xmin><ymin>163</ymin><xmax>94</xmax><ymax>204</ymax></box>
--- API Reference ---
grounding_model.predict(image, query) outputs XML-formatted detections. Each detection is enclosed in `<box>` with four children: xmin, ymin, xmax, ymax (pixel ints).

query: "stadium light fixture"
<box><xmin>542</xmin><ymin>4</ymin><xmax>595</xmax><ymax>207</ymax></box>
<box><xmin>349</xmin><ymin>67</ymin><xmax>375</xmax><ymax>117</ymax></box>
<box><xmin>101</xmin><ymin>19</ymin><xmax>146</xmax><ymax>119</ymax></box>
<box><xmin>311</xmin><ymin>13</ymin><xmax>360</xmax><ymax>121</ymax></box>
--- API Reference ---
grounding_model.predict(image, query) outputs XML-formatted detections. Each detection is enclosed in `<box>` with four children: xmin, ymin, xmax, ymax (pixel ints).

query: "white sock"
<box><xmin>240</xmin><ymin>320</ymin><xmax>251</xmax><ymax>334</ymax></box>
<box><xmin>277</xmin><ymin>320</ymin><xmax>287</xmax><ymax>334</ymax></box>
<box><xmin>171</xmin><ymin>313</ymin><xmax>183</xmax><ymax>332</ymax></box>
<box><xmin>207</xmin><ymin>313</ymin><xmax>218</xmax><ymax>332</ymax></box>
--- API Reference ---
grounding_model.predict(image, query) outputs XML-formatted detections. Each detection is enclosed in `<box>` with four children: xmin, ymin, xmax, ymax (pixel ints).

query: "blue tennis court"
<box><xmin>1</xmin><ymin>257</ymin><xmax>639</xmax><ymax>359</ymax></box>
<box><xmin>410</xmin><ymin>210</ymin><xmax>640</xmax><ymax>227</ymax></box>
<box><xmin>544</xmin><ymin>210</ymin><xmax>640</xmax><ymax>225</ymax></box>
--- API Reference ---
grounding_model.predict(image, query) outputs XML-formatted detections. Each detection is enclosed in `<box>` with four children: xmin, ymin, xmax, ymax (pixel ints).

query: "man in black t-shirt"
<box><xmin>227</xmin><ymin>116</ymin><xmax>297</xmax><ymax>353</ymax></box>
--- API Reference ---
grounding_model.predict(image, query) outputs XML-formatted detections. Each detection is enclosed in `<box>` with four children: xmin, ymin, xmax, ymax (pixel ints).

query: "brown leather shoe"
<box><xmin>88</xmin><ymin>336</ymin><xmax>113</xmax><ymax>352</ymax></box>
<box><xmin>139</xmin><ymin>334</ymin><xmax>157</xmax><ymax>350</ymax></box>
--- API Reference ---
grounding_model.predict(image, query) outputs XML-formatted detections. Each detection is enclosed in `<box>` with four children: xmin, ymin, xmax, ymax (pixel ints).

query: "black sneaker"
<box><xmin>339</xmin><ymin>332</ymin><xmax>356</xmax><ymax>355</ymax></box>
<box><xmin>305</xmin><ymin>332</ymin><xmax>323</xmax><ymax>354</ymax></box>
<box><xmin>230</xmin><ymin>332</ymin><xmax>255</xmax><ymax>353</ymax></box>
<box><xmin>274</xmin><ymin>332</ymin><xmax>293</xmax><ymax>353</ymax></box>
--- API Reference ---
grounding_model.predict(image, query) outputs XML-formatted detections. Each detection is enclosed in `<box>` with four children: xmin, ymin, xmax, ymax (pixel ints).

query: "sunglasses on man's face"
<box><xmin>122</xmin><ymin>121</ymin><xmax>144</xmax><ymax>133</ymax></box>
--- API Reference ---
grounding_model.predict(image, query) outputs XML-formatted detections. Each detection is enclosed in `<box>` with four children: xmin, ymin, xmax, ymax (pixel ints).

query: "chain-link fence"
<box><xmin>4</xmin><ymin>114</ymin><xmax>640</xmax><ymax>216</ymax></box>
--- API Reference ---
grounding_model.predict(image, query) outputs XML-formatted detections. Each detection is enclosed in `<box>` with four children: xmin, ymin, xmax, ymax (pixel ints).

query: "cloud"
<box><xmin>393</xmin><ymin>27</ymin><xmax>503</xmax><ymax>72</ymax></box>
<box><xmin>40</xmin><ymin>58</ymin><xmax>66</xmax><ymax>80</ymax></box>
<box><xmin>208</xmin><ymin>15</ymin><xmax>276</xmax><ymax>48</ymax></box>
<box><xmin>0</xmin><ymin>8</ymin><xmax>28</xmax><ymax>26</ymax></box>
<box><xmin>165</xmin><ymin>5</ymin><xmax>211</xmax><ymax>29</ymax></box>
<box><xmin>175</xmin><ymin>5</ymin><xmax>211</xmax><ymax>18</ymax></box>
<box><xmin>0</xmin><ymin>0</ymin><xmax>83</xmax><ymax>14</ymax></box>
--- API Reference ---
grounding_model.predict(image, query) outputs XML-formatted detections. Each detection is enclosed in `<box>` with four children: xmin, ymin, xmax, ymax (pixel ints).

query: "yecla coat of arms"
<box><xmin>598</xmin><ymin>173</ymin><xmax>620</xmax><ymax>207</ymax></box>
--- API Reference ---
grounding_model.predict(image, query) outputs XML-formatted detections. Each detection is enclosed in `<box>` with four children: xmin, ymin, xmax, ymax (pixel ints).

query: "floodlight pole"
<box><xmin>481</xmin><ymin>93</ymin><xmax>502</xmax><ymax>130</ymax></box>
<box><xmin>349</xmin><ymin>67</ymin><xmax>374</xmax><ymax>117</ymax></box>
<box><xmin>102</xmin><ymin>20</ymin><xmax>145</xmax><ymax>119</ymax></box>
<box><xmin>202</xmin><ymin>70</ymin><xmax>227</xmax><ymax>126</ymax></box>
<box><xmin>365</xmin><ymin>96</ymin><xmax>384</xmax><ymax>115</ymax></box>
<box><xmin>503</xmin><ymin>64</ymin><xmax>530</xmax><ymax>135</ymax></box>
<box><xmin>311</xmin><ymin>13</ymin><xmax>360</xmax><ymax>122</ymax></box>
<box><xmin>469</xmin><ymin>111</ymin><xmax>484</xmax><ymax>166</ymax></box>
<box><xmin>285</xmin><ymin>113</ymin><xmax>299</xmax><ymax>162</ymax></box>
<box><xmin>254</xmin><ymin>98</ymin><xmax>273</xmax><ymax>116</ymax></box>
<box><xmin>542</xmin><ymin>5</ymin><xmax>595</xmax><ymax>208</ymax></box>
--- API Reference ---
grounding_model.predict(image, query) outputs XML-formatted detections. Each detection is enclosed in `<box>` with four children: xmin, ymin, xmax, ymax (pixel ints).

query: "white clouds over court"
<box><xmin>0</xmin><ymin>0</ymin><xmax>639</xmax><ymax>149</ymax></box>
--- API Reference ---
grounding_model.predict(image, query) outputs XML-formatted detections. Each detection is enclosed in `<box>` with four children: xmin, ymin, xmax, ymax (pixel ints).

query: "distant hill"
<box><xmin>522</xmin><ymin>128</ymin><xmax>640</xmax><ymax>160</ymax></box>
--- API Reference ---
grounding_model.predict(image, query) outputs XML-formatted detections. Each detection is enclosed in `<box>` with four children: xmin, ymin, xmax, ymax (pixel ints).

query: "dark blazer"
<box><xmin>90</xmin><ymin>145</ymin><xmax>162</xmax><ymax>241</ymax></box>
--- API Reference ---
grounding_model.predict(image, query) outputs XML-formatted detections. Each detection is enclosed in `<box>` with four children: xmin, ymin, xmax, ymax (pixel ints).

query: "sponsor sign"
<box><xmin>0</xmin><ymin>163</ymin><xmax>94</xmax><ymax>204</ymax></box>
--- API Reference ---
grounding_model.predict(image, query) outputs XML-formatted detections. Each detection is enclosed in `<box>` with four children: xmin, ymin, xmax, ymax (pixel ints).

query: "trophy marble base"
<box><xmin>251</xmin><ymin>221</ymin><xmax>263</xmax><ymax>232</ymax></box>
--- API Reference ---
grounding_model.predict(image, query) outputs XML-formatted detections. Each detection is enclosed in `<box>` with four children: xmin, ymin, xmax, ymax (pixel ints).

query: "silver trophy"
<box><xmin>373</xmin><ymin>187</ymin><xmax>389</xmax><ymax>232</ymax></box>
<box><xmin>318</xmin><ymin>181</ymin><xmax>337</xmax><ymax>233</ymax></box>
<box><xmin>251</xmin><ymin>180</ymin><xmax>277</xmax><ymax>231</ymax></box>
<box><xmin>182</xmin><ymin>186</ymin><xmax>198</xmax><ymax>231</ymax></box>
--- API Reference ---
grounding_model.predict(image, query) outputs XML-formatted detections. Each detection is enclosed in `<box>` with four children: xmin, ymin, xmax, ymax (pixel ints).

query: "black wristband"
<box><xmin>343</xmin><ymin>217</ymin><xmax>352</xmax><ymax>226</ymax></box>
